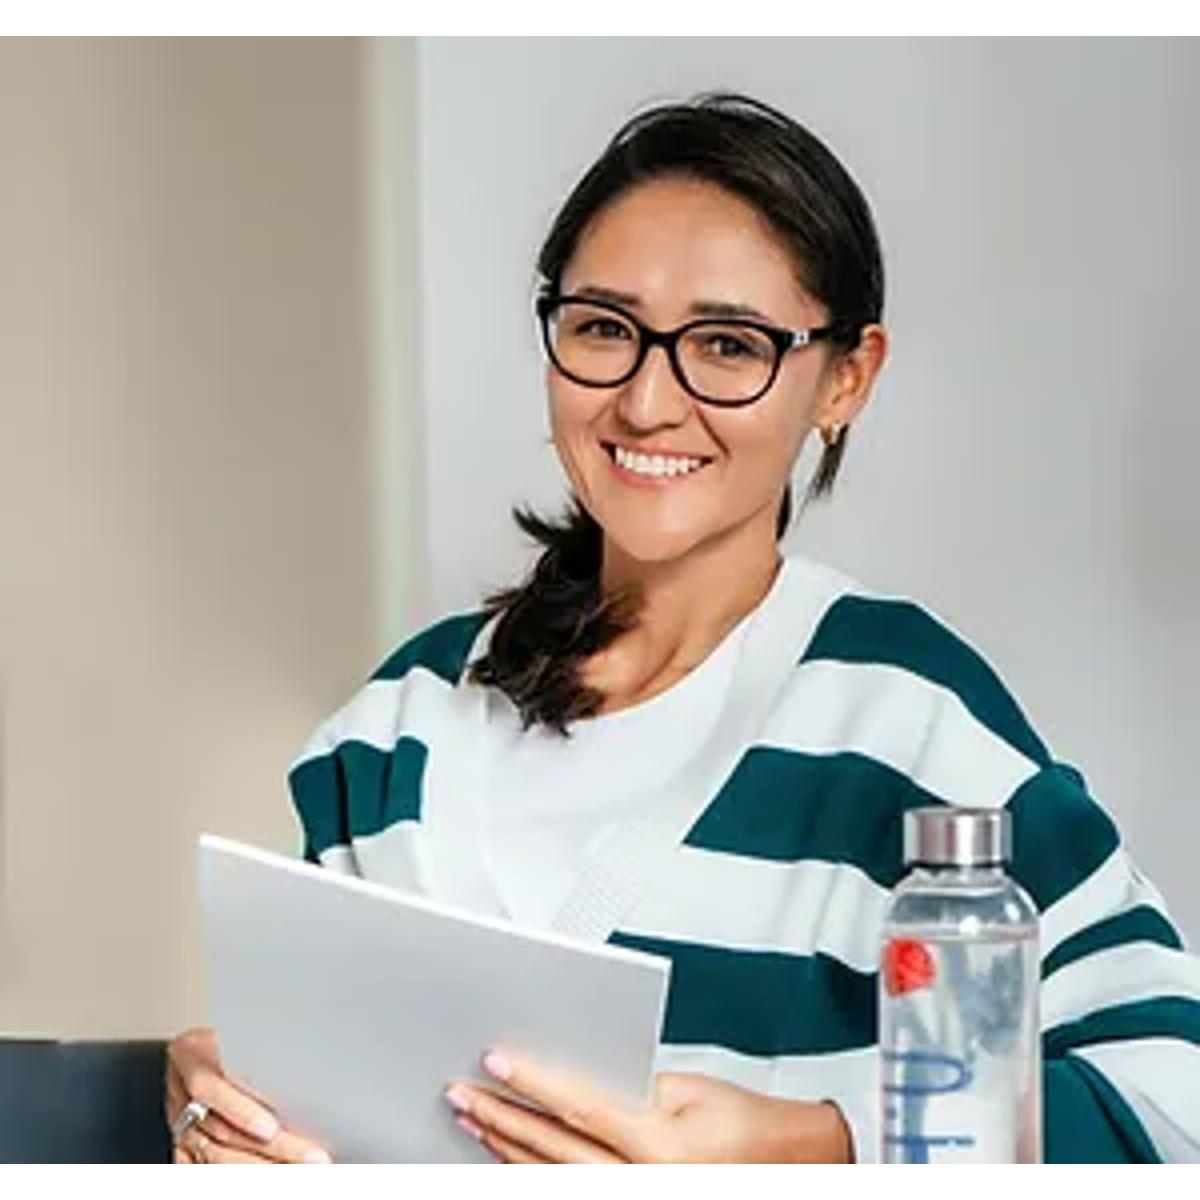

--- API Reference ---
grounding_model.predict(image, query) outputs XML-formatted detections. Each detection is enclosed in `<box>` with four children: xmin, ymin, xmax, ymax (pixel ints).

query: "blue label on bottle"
<box><xmin>883</xmin><ymin>1048</ymin><xmax>976</xmax><ymax>1161</ymax></box>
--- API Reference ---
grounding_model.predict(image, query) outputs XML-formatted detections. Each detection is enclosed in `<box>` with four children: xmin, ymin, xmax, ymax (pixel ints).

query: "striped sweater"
<box><xmin>287</xmin><ymin>553</ymin><xmax>1200</xmax><ymax>1162</ymax></box>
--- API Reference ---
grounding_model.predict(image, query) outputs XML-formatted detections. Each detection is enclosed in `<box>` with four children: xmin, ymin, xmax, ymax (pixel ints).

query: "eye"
<box><xmin>574</xmin><ymin>317</ymin><xmax>632</xmax><ymax>341</ymax></box>
<box><xmin>698</xmin><ymin>330</ymin><xmax>769</xmax><ymax>361</ymax></box>
<box><xmin>709</xmin><ymin>334</ymin><xmax>752</xmax><ymax>358</ymax></box>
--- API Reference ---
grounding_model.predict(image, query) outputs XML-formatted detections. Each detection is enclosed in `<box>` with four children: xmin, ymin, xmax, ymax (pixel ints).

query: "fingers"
<box><xmin>167</xmin><ymin>1027</ymin><xmax>331</xmax><ymax>1164</ymax></box>
<box><xmin>479</xmin><ymin>1051</ymin><xmax>647</xmax><ymax>1158</ymax></box>
<box><xmin>165</xmin><ymin>1059</ymin><xmax>188</xmax><ymax>1123</ymax></box>
<box><xmin>186</xmin><ymin>1069</ymin><xmax>280</xmax><ymax>1143</ymax></box>
<box><xmin>170</xmin><ymin>1028</ymin><xmax>278</xmax><ymax>1140</ymax></box>
<box><xmin>169</xmin><ymin>1029</ymin><xmax>277</xmax><ymax>1141</ymax></box>
<box><xmin>477</xmin><ymin>1127</ymin><xmax>549</xmax><ymax>1165</ymax></box>
<box><xmin>448</xmin><ymin>1084</ymin><xmax>623</xmax><ymax>1164</ymax></box>
<box><xmin>199</xmin><ymin>1109</ymin><xmax>331</xmax><ymax>1164</ymax></box>
<box><xmin>170</xmin><ymin>1107</ymin><xmax>331</xmax><ymax>1165</ymax></box>
<box><xmin>182</xmin><ymin>1128</ymin><xmax>275</xmax><ymax>1164</ymax></box>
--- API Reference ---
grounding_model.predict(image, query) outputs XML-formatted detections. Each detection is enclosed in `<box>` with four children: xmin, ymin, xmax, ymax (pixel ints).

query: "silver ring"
<box><xmin>172</xmin><ymin>1098</ymin><xmax>210</xmax><ymax>1142</ymax></box>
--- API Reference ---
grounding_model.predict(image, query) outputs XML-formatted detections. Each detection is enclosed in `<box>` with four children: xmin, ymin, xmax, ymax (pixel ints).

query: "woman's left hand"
<box><xmin>444</xmin><ymin>1051</ymin><xmax>853</xmax><ymax>1163</ymax></box>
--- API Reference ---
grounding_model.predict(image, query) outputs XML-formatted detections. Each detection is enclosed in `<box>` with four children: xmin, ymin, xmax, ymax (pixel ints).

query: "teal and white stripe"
<box><xmin>287</xmin><ymin>568</ymin><xmax>1200</xmax><ymax>1162</ymax></box>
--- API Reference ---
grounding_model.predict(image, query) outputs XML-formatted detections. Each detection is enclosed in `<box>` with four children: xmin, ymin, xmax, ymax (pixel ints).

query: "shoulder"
<box><xmin>369</xmin><ymin>609</ymin><xmax>493</xmax><ymax>686</ymax></box>
<box><xmin>288</xmin><ymin>608</ymin><xmax>492</xmax><ymax>771</ymax></box>
<box><xmin>687</xmin><ymin>558</ymin><xmax>1060</xmax><ymax>878</ymax></box>
<box><xmin>788</xmin><ymin>554</ymin><xmax>1050</xmax><ymax>769</ymax></box>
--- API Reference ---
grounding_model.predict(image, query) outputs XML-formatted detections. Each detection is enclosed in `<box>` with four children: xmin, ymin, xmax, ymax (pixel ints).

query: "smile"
<box><xmin>602</xmin><ymin>441</ymin><xmax>713</xmax><ymax>482</ymax></box>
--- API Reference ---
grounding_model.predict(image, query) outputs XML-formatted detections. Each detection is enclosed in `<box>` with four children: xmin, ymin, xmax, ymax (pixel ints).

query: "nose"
<box><xmin>613</xmin><ymin>342</ymin><xmax>692</xmax><ymax>431</ymax></box>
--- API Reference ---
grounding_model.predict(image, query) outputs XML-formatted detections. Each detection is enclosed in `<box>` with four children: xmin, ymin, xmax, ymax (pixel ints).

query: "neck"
<box><xmin>590</xmin><ymin>510</ymin><xmax>783</xmax><ymax>705</ymax></box>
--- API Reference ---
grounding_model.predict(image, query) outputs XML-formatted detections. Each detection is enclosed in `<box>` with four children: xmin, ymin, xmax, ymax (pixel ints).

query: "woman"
<box><xmin>167</xmin><ymin>92</ymin><xmax>1200</xmax><ymax>1163</ymax></box>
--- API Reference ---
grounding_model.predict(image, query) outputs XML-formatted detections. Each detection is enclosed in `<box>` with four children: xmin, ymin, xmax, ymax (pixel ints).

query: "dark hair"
<box><xmin>469</xmin><ymin>91</ymin><xmax>885</xmax><ymax>734</ymax></box>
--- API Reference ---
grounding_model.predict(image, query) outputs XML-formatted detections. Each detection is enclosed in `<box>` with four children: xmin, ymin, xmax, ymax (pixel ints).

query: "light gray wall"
<box><xmin>410</xmin><ymin>38</ymin><xmax>1200</xmax><ymax>942</ymax></box>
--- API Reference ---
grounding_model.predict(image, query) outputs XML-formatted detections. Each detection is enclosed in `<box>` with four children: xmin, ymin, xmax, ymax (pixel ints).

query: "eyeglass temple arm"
<box><xmin>788</xmin><ymin>321</ymin><xmax>856</xmax><ymax>349</ymax></box>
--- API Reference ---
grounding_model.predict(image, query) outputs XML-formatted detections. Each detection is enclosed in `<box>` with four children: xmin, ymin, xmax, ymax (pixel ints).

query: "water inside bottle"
<box><xmin>880</xmin><ymin>928</ymin><xmax>1041</xmax><ymax>1163</ymax></box>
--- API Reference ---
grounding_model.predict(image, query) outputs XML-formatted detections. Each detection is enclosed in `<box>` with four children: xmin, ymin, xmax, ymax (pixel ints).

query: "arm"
<box><xmin>1012</xmin><ymin>762</ymin><xmax>1200</xmax><ymax>1162</ymax></box>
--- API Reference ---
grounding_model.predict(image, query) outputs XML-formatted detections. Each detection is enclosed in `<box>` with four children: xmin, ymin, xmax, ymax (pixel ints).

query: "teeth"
<box><xmin>613</xmin><ymin>445</ymin><xmax>705</xmax><ymax>478</ymax></box>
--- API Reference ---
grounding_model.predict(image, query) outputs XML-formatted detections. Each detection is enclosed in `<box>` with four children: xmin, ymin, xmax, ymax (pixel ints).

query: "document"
<box><xmin>198</xmin><ymin>835</ymin><xmax>671</xmax><ymax>1163</ymax></box>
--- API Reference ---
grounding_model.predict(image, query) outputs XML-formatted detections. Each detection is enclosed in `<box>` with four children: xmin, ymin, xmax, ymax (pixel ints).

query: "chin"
<box><xmin>598</xmin><ymin>515</ymin><xmax>712</xmax><ymax>567</ymax></box>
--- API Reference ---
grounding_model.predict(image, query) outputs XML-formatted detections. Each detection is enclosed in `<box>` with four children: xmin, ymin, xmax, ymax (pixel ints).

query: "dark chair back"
<box><xmin>0</xmin><ymin>1040</ymin><xmax>172</xmax><ymax>1163</ymax></box>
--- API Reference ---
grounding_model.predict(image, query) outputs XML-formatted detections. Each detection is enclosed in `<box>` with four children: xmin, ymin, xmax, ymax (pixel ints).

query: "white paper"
<box><xmin>198</xmin><ymin>834</ymin><xmax>671</xmax><ymax>1163</ymax></box>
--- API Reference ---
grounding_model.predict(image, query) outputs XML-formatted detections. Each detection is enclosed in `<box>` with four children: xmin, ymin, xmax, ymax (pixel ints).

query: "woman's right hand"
<box><xmin>165</xmin><ymin>1028</ymin><xmax>332</xmax><ymax>1163</ymax></box>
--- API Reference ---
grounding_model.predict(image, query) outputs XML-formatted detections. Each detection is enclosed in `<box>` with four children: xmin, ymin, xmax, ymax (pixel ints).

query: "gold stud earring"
<box><xmin>821</xmin><ymin>421</ymin><xmax>845</xmax><ymax>449</ymax></box>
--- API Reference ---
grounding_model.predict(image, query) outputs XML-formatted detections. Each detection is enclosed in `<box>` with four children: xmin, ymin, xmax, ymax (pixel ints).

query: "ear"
<box><xmin>813</xmin><ymin>323</ymin><xmax>889</xmax><ymax>431</ymax></box>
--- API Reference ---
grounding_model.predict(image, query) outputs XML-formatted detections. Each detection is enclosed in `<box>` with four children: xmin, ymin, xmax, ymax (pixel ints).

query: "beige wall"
<box><xmin>0</xmin><ymin>38</ymin><xmax>381</xmax><ymax>1036</ymax></box>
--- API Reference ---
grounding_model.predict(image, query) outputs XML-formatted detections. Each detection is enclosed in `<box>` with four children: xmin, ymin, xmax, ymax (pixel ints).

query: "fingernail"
<box><xmin>303</xmin><ymin>1147</ymin><xmax>332</xmax><ymax>1165</ymax></box>
<box><xmin>482</xmin><ymin>1051</ymin><xmax>511</xmax><ymax>1081</ymax></box>
<box><xmin>444</xmin><ymin>1084</ymin><xmax>472</xmax><ymax>1114</ymax></box>
<box><xmin>251</xmin><ymin>1113</ymin><xmax>280</xmax><ymax>1141</ymax></box>
<box><xmin>456</xmin><ymin>1114</ymin><xmax>485</xmax><ymax>1141</ymax></box>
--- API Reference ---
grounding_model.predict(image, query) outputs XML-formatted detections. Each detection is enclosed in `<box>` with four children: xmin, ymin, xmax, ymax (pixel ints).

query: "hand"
<box><xmin>444</xmin><ymin>1051</ymin><xmax>853</xmax><ymax>1163</ymax></box>
<box><xmin>165</xmin><ymin>1028</ymin><xmax>332</xmax><ymax>1164</ymax></box>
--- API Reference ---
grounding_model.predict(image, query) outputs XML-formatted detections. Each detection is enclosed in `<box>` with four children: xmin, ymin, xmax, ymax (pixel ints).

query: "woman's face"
<box><xmin>547</xmin><ymin>175</ymin><xmax>856</xmax><ymax>566</ymax></box>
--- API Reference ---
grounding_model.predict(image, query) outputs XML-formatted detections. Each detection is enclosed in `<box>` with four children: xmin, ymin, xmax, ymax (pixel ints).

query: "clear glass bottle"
<box><xmin>879</xmin><ymin>807</ymin><xmax>1041</xmax><ymax>1163</ymax></box>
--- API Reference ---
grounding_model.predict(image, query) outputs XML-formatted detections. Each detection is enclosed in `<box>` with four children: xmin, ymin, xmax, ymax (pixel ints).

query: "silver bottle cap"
<box><xmin>904</xmin><ymin>807</ymin><xmax>1011</xmax><ymax>868</ymax></box>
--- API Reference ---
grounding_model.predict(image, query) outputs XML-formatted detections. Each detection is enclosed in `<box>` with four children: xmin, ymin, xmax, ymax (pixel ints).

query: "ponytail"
<box><xmin>469</xmin><ymin>477</ymin><xmax>807</xmax><ymax>734</ymax></box>
<box><xmin>467</xmin><ymin>501</ymin><xmax>640</xmax><ymax>735</ymax></box>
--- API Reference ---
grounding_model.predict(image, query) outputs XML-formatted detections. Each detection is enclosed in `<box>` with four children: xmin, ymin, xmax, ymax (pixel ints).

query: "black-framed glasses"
<box><xmin>536</xmin><ymin>293</ymin><xmax>850</xmax><ymax>407</ymax></box>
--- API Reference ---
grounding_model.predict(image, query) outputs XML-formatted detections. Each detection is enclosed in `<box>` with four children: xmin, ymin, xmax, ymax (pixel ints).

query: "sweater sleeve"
<box><xmin>284</xmin><ymin>666</ymin><xmax>438</xmax><ymax>882</ymax></box>
<box><xmin>287</xmin><ymin>708</ymin><xmax>367</xmax><ymax>879</ymax></box>
<box><xmin>1008</xmin><ymin>762</ymin><xmax>1200</xmax><ymax>1162</ymax></box>
<box><xmin>285</xmin><ymin>610</ymin><xmax>493</xmax><ymax>880</ymax></box>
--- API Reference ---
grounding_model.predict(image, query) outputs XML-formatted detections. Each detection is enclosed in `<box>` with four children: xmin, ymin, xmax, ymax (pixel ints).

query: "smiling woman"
<box><xmin>473</xmin><ymin>99</ymin><xmax>886</xmax><ymax>730</ymax></box>
<box><xmin>165</xmin><ymin>92</ymin><xmax>1200</xmax><ymax>1164</ymax></box>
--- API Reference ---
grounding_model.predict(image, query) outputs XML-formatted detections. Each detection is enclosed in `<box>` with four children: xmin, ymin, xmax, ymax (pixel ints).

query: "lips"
<box><xmin>601</xmin><ymin>441</ymin><xmax>714</xmax><ymax>471</ymax></box>
<box><xmin>600</xmin><ymin>442</ymin><xmax>712</xmax><ymax>485</ymax></box>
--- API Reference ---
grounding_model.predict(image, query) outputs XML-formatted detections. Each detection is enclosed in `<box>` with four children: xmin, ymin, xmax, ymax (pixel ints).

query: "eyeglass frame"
<box><xmin>535</xmin><ymin>291</ymin><xmax>854</xmax><ymax>408</ymax></box>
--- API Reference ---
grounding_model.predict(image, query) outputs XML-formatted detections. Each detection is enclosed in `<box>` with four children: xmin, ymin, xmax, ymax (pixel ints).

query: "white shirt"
<box><xmin>483</xmin><ymin>616</ymin><xmax>750</xmax><ymax>928</ymax></box>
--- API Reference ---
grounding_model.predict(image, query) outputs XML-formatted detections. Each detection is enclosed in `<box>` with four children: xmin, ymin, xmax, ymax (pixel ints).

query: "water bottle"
<box><xmin>879</xmin><ymin>807</ymin><xmax>1041</xmax><ymax>1163</ymax></box>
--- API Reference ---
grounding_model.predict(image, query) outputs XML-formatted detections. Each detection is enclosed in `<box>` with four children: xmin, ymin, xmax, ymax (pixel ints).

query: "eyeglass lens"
<box><xmin>546</xmin><ymin>300</ymin><xmax>777</xmax><ymax>403</ymax></box>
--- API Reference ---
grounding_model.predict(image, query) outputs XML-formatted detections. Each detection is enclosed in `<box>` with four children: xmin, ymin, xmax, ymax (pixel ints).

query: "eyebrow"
<box><xmin>571</xmin><ymin>284</ymin><xmax>774</xmax><ymax>324</ymax></box>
